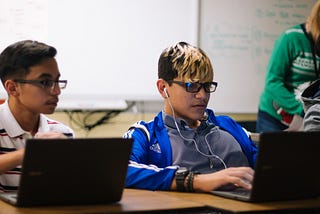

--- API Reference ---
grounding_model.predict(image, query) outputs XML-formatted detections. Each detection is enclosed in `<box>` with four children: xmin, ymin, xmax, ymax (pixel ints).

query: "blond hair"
<box><xmin>158</xmin><ymin>42</ymin><xmax>214</xmax><ymax>82</ymax></box>
<box><xmin>307</xmin><ymin>0</ymin><xmax>320</xmax><ymax>43</ymax></box>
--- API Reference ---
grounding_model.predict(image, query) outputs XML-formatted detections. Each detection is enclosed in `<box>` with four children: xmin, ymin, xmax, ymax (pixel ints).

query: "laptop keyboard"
<box><xmin>232</xmin><ymin>188</ymin><xmax>251</xmax><ymax>196</ymax></box>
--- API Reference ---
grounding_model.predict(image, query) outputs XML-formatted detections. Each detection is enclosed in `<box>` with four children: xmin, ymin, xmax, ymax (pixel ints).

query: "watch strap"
<box><xmin>175</xmin><ymin>168</ymin><xmax>189</xmax><ymax>192</ymax></box>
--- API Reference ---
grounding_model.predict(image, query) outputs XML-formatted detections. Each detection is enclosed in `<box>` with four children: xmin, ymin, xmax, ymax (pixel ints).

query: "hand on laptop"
<box><xmin>35</xmin><ymin>132</ymin><xmax>69</xmax><ymax>139</ymax></box>
<box><xmin>193</xmin><ymin>167</ymin><xmax>254</xmax><ymax>192</ymax></box>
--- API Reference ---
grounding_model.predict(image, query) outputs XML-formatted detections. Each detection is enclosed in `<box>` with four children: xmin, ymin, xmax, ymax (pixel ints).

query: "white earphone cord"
<box><xmin>166</xmin><ymin>96</ymin><xmax>227</xmax><ymax>169</ymax></box>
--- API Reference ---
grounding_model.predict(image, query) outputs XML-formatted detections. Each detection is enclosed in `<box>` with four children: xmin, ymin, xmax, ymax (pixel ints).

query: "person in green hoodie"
<box><xmin>256</xmin><ymin>0</ymin><xmax>320</xmax><ymax>132</ymax></box>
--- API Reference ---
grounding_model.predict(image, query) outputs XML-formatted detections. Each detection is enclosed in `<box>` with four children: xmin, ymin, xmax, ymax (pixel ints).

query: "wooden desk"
<box><xmin>0</xmin><ymin>189</ymin><xmax>206</xmax><ymax>214</ymax></box>
<box><xmin>1</xmin><ymin>189</ymin><xmax>320</xmax><ymax>213</ymax></box>
<box><xmin>159</xmin><ymin>191</ymin><xmax>320</xmax><ymax>213</ymax></box>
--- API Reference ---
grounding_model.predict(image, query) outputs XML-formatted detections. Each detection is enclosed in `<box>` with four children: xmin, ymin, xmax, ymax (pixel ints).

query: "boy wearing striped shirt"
<box><xmin>0</xmin><ymin>40</ymin><xmax>74</xmax><ymax>192</ymax></box>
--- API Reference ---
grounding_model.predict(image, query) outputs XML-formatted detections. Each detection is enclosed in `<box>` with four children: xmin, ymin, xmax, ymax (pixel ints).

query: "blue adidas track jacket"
<box><xmin>123</xmin><ymin>109</ymin><xmax>258</xmax><ymax>191</ymax></box>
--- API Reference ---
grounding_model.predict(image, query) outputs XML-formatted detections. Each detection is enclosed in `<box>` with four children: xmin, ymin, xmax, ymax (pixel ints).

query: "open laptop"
<box><xmin>211</xmin><ymin>131</ymin><xmax>320</xmax><ymax>202</ymax></box>
<box><xmin>0</xmin><ymin>137</ymin><xmax>133</xmax><ymax>207</ymax></box>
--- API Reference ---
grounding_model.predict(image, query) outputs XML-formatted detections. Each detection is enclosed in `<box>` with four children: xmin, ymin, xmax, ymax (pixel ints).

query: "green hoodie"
<box><xmin>258</xmin><ymin>24</ymin><xmax>319</xmax><ymax>123</ymax></box>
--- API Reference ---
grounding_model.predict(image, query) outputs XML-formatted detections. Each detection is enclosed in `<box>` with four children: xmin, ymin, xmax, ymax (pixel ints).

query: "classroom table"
<box><xmin>0</xmin><ymin>189</ymin><xmax>206</xmax><ymax>214</ymax></box>
<box><xmin>161</xmin><ymin>191</ymin><xmax>320</xmax><ymax>213</ymax></box>
<box><xmin>0</xmin><ymin>188</ymin><xmax>320</xmax><ymax>214</ymax></box>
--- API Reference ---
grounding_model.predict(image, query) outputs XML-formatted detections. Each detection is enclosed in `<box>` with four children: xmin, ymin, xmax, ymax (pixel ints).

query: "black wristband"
<box><xmin>185</xmin><ymin>172</ymin><xmax>193</xmax><ymax>192</ymax></box>
<box><xmin>186</xmin><ymin>171</ymin><xmax>200</xmax><ymax>192</ymax></box>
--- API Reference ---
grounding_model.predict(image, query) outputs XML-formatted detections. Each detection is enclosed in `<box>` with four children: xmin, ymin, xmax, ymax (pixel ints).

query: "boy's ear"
<box><xmin>156</xmin><ymin>78</ymin><xmax>169</xmax><ymax>99</ymax></box>
<box><xmin>5</xmin><ymin>80</ymin><xmax>19</xmax><ymax>96</ymax></box>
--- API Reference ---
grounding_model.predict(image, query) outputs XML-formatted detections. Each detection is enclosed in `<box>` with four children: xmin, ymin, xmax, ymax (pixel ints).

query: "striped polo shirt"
<box><xmin>0</xmin><ymin>101</ymin><xmax>74</xmax><ymax>192</ymax></box>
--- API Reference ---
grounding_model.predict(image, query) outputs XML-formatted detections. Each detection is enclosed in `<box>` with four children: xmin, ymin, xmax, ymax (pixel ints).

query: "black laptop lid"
<box><xmin>16</xmin><ymin>138</ymin><xmax>133</xmax><ymax>206</ymax></box>
<box><xmin>250</xmin><ymin>131</ymin><xmax>320</xmax><ymax>202</ymax></box>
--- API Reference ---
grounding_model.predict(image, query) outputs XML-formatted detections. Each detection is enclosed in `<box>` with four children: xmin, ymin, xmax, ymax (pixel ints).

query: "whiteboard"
<box><xmin>0</xmin><ymin>0</ymin><xmax>198</xmax><ymax>108</ymax></box>
<box><xmin>200</xmin><ymin>0</ymin><xmax>317</xmax><ymax>113</ymax></box>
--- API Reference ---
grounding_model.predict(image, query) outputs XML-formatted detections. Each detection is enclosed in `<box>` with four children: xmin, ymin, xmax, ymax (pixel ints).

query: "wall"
<box><xmin>48</xmin><ymin>112</ymin><xmax>153</xmax><ymax>138</ymax></box>
<box><xmin>0</xmin><ymin>0</ymin><xmax>316</xmax><ymax>114</ymax></box>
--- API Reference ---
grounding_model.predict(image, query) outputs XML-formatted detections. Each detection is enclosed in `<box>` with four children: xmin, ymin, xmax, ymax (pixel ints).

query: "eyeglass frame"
<box><xmin>167</xmin><ymin>80</ymin><xmax>218</xmax><ymax>93</ymax></box>
<box><xmin>13</xmin><ymin>79</ymin><xmax>68</xmax><ymax>91</ymax></box>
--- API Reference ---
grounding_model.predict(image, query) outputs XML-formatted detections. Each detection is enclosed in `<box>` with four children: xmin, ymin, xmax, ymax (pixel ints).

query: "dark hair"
<box><xmin>158</xmin><ymin>42</ymin><xmax>213</xmax><ymax>84</ymax></box>
<box><xmin>0</xmin><ymin>40</ymin><xmax>57</xmax><ymax>85</ymax></box>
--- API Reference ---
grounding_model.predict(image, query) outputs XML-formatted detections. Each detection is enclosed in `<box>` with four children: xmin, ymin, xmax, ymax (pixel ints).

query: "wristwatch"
<box><xmin>175</xmin><ymin>167</ymin><xmax>189</xmax><ymax>192</ymax></box>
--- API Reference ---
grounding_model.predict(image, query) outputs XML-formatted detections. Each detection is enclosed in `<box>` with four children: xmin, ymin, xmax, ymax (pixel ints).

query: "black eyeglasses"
<box><xmin>168</xmin><ymin>80</ymin><xmax>218</xmax><ymax>93</ymax></box>
<box><xmin>14</xmin><ymin>79</ymin><xmax>67</xmax><ymax>91</ymax></box>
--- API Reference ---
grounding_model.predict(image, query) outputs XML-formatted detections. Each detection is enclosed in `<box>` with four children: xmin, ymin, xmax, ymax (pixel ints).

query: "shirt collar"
<box><xmin>0</xmin><ymin>100</ymin><xmax>25</xmax><ymax>137</ymax></box>
<box><xmin>0</xmin><ymin>100</ymin><xmax>50</xmax><ymax>137</ymax></box>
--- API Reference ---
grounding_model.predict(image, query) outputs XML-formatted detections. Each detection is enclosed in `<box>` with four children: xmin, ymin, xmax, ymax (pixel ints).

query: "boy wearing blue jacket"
<box><xmin>123</xmin><ymin>42</ymin><xmax>257</xmax><ymax>193</ymax></box>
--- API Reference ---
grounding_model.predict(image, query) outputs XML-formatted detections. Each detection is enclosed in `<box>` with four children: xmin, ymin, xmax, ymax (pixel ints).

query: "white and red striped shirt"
<box><xmin>0</xmin><ymin>101</ymin><xmax>74</xmax><ymax>192</ymax></box>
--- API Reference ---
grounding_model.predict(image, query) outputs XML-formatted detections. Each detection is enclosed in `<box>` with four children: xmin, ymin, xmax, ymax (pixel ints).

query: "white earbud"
<box><xmin>164</xmin><ymin>88</ymin><xmax>169</xmax><ymax>98</ymax></box>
